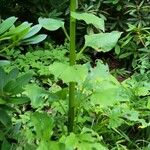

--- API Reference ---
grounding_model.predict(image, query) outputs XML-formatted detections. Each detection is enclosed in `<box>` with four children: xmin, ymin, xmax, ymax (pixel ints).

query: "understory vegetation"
<box><xmin>0</xmin><ymin>0</ymin><xmax>150</xmax><ymax>149</ymax></box>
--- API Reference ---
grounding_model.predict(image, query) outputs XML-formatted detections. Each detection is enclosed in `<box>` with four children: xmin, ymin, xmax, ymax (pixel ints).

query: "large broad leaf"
<box><xmin>90</xmin><ymin>81</ymin><xmax>129</xmax><ymax>107</ymax></box>
<box><xmin>25</xmin><ymin>84</ymin><xmax>47</xmax><ymax>108</ymax></box>
<box><xmin>31</xmin><ymin>112</ymin><xmax>54</xmax><ymax>140</ymax></box>
<box><xmin>38</xmin><ymin>18</ymin><xmax>64</xmax><ymax>31</ymax></box>
<box><xmin>21</xmin><ymin>34</ymin><xmax>47</xmax><ymax>45</ymax></box>
<box><xmin>0</xmin><ymin>68</ymin><xmax>19</xmax><ymax>95</ymax></box>
<box><xmin>89</xmin><ymin>61</ymin><xmax>110</xmax><ymax>82</ymax></box>
<box><xmin>71</xmin><ymin>12</ymin><xmax>105</xmax><ymax>31</ymax></box>
<box><xmin>4</xmin><ymin>73</ymin><xmax>32</xmax><ymax>95</ymax></box>
<box><xmin>49</xmin><ymin>63</ymin><xmax>88</xmax><ymax>83</ymax></box>
<box><xmin>84</xmin><ymin>31</ymin><xmax>122</xmax><ymax>52</ymax></box>
<box><xmin>0</xmin><ymin>17</ymin><xmax>17</xmax><ymax>35</ymax></box>
<box><xmin>23</xmin><ymin>24</ymin><xmax>42</xmax><ymax>39</ymax></box>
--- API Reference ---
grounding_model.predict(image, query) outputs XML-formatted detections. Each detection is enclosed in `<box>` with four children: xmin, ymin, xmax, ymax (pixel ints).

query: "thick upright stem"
<box><xmin>68</xmin><ymin>0</ymin><xmax>76</xmax><ymax>133</ymax></box>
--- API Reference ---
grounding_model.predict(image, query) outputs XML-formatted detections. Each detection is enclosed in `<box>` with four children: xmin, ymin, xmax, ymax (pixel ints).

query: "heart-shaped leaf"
<box><xmin>38</xmin><ymin>18</ymin><xmax>64</xmax><ymax>31</ymax></box>
<box><xmin>84</xmin><ymin>31</ymin><xmax>122</xmax><ymax>52</ymax></box>
<box><xmin>71</xmin><ymin>12</ymin><xmax>105</xmax><ymax>31</ymax></box>
<box><xmin>49</xmin><ymin>63</ymin><xmax>88</xmax><ymax>83</ymax></box>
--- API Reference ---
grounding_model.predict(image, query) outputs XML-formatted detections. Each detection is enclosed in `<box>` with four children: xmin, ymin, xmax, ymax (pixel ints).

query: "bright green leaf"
<box><xmin>84</xmin><ymin>31</ymin><xmax>122</xmax><ymax>52</ymax></box>
<box><xmin>71</xmin><ymin>12</ymin><xmax>105</xmax><ymax>31</ymax></box>
<box><xmin>0</xmin><ymin>17</ymin><xmax>17</xmax><ymax>35</ymax></box>
<box><xmin>25</xmin><ymin>84</ymin><xmax>47</xmax><ymax>108</ymax></box>
<box><xmin>0</xmin><ymin>60</ymin><xmax>10</xmax><ymax>67</ymax></box>
<box><xmin>5</xmin><ymin>22</ymin><xmax>31</xmax><ymax>36</ymax></box>
<box><xmin>21</xmin><ymin>34</ymin><xmax>47</xmax><ymax>45</ymax></box>
<box><xmin>31</xmin><ymin>112</ymin><xmax>54</xmax><ymax>140</ymax></box>
<box><xmin>23</xmin><ymin>24</ymin><xmax>42</xmax><ymax>39</ymax></box>
<box><xmin>49</xmin><ymin>63</ymin><xmax>88</xmax><ymax>83</ymax></box>
<box><xmin>38</xmin><ymin>18</ymin><xmax>64</xmax><ymax>31</ymax></box>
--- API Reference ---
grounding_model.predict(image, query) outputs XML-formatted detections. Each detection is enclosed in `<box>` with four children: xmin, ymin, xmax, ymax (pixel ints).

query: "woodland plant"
<box><xmin>0</xmin><ymin>0</ymin><xmax>150</xmax><ymax>150</ymax></box>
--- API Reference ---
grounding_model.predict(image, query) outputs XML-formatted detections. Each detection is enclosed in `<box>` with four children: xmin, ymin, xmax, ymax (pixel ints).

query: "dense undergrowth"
<box><xmin>0</xmin><ymin>0</ymin><xmax>150</xmax><ymax>150</ymax></box>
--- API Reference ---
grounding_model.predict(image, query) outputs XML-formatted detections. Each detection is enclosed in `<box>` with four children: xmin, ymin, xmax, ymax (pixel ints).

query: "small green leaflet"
<box><xmin>84</xmin><ymin>31</ymin><xmax>122</xmax><ymax>52</ymax></box>
<box><xmin>49</xmin><ymin>63</ymin><xmax>88</xmax><ymax>83</ymax></box>
<box><xmin>38</xmin><ymin>18</ymin><xmax>64</xmax><ymax>31</ymax></box>
<box><xmin>71</xmin><ymin>12</ymin><xmax>105</xmax><ymax>31</ymax></box>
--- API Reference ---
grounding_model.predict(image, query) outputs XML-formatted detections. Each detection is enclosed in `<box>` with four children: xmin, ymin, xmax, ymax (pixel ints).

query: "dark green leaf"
<box><xmin>0</xmin><ymin>109</ymin><xmax>11</xmax><ymax>127</ymax></box>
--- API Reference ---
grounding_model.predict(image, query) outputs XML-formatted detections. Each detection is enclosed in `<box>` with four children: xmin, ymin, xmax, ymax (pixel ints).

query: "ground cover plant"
<box><xmin>0</xmin><ymin>0</ymin><xmax>150</xmax><ymax>150</ymax></box>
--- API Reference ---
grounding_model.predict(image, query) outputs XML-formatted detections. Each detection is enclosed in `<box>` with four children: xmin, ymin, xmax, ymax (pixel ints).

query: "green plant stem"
<box><xmin>76</xmin><ymin>45</ymin><xmax>86</xmax><ymax>60</ymax></box>
<box><xmin>62</xmin><ymin>27</ymin><xmax>70</xmax><ymax>41</ymax></box>
<box><xmin>0</xmin><ymin>42</ymin><xmax>17</xmax><ymax>53</ymax></box>
<box><xmin>68</xmin><ymin>0</ymin><xmax>76</xmax><ymax>133</ymax></box>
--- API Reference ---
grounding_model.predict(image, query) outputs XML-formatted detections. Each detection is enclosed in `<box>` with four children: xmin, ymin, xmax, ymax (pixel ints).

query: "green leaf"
<box><xmin>23</xmin><ymin>24</ymin><xmax>42</xmax><ymax>39</ymax></box>
<box><xmin>0</xmin><ymin>109</ymin><xmax>11</xmax><ymax>127</ymax></box>
<box><xmin>60</xmin><ymin>131</ymin><xmax>108</xmax><ymax>150</ymax></box>
<box><xmin>1</xmin><ymin>138</ymin><xmax>11</xmax><ymax>150</ymax></box>
<box><xmin>49</xmin><ymin>63</ymin><xmax>88</xmax><ymax>83</ymax></box>
<box><xmin>89</xmin><ymin>61</ymin><xmax>110</xmax><ymax>82</ymax></box>
<box><xmin>91</xmin><ymin>86</ymin><xmax>119</xmax><ymax>107</ymax></box>
<box><xmin>84</xmin><ymin>31</ymin><xmax>122</xmax><ymax>52</ymax></box>
<box><xmin>119</xmin><ymin>52</ymin><xmax>132</xmax><ymax>59</ymax></box>
<box><xmin>0</xmin><ymin>67</ymin><xmax>7</xmax><ymax>95</ymax></box>
<box><xmin>90</xmin><ymin>80</ymin><xmax>128</xmax><ymax>107</ymax></box>
<box><xmin>0</xmin><ymin>98</ymin><xmax>6</xmax><ymax>104</ymax></box>
<box><xmin>115</xmin><ymin>44</ymin><xmax>120</xmax><ymax>54</ymax></box>
<box><xmin>5</xmin><ymin>22</ymin><xmax>31</xmax><ymax>36</ymax></box>
<box><xmin>0</xmin><ymin>130</ymin><xmax>5</xmax><ymax>140</ymax></box>
<box><xmin>147</xmin><ymin>97</ymin><xmax>150</xmax><ymax>110</ymax></box>
<box><xmin>7</xmin><ymin>68</ymin><xmax>19</xmax><ymax>81</ymax></box>
<box><xmin>4</xmin><ymin>73</ymin><xmax>32</xmax><ymax>95</ymax></box>
<box><xmin>31</xmin><ymin>112</ymin><xmax>54</xmax><ymax>140</ymax></box>
<box><xmin>38</xmin><ymin>18</ymin><xmax>64</xmax><ymax>31</ymax></box>
<box><xmin>0</xmin><ymin>60</ymin><xmax>10</xmax><ymax>67</ymax></box>
<box><xmin>21</xmin><ymin>34</ymin><xmax>47</xmax><ymax>45</ymax></box>
<box><xmin>0</xmin><ymin>17</ymin><xmax>17</xmax><ymax>35</ymax></box>
<box><xmin>38</xmin><ymin>141</ymin><xmax>64</xmax><ymax>150</ymax></box>
<box><xmin>25</xmin><ymin>84</ymin><xmax>47</xmax><ymax>108</ymax></box>
<box><xmin>8</xmin><ymin>96</ymin><xmax>30</xmax><ymax>104</ymax></box>
<box><xmin>71</xmin><ymin>12</ymin><xmax>105</xmax><ymax>31</ymax></box>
